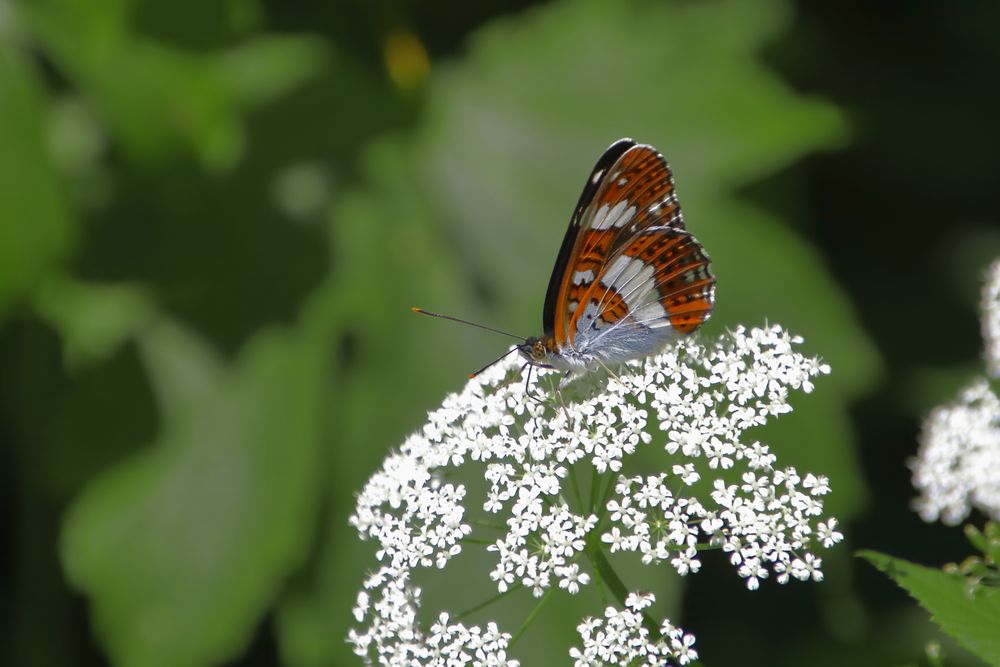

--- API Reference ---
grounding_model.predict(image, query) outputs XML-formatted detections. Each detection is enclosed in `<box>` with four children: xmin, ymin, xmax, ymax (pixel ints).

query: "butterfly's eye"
<box><xmin>533</xmin><ymin>341</ymin><xmax>546</xmax><ymax>359</ymax></box>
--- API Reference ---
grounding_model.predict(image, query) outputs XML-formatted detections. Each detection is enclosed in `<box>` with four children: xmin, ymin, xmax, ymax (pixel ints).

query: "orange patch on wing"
<box><xmin>595</xmin><ymin>289</ymin><xmax>629</xmax><ymax>324</ymax></box>
<box><xmin>623</xmin><ymin>232</ymin><xmax>687</xmax><ymax>264</ymax></box>
<box><xmin>654</xmin><ymin>260</ymin><xmax>711</xmax><ymax>292</ymax></box>
<box><xmin>666</xmin><ymin>296</ymin><xmax>714</xmax><ymax>333</ymax></box>
<box><xmin>576</xmin><ymin>229</ymin><xmax>618</xmax><ymax>265</ymax></box>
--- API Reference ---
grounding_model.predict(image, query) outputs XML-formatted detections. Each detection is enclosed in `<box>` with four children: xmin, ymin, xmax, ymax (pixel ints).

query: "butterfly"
<box><xmin>416</xmin><ymin>138</ymin><xmax>715</xmax><ymax>389</ymax></box>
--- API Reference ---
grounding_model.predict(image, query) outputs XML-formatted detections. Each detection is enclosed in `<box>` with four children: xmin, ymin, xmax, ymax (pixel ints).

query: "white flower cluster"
<box><xmin>911</xmin><ymin>379</ymin><xmax>1000</xmax><ymax>524</ymax></box>
<box><xmin>911</xmin><ymin>259</ymin><xmax>1000</xmax><ymax>525</ymax></box>
<box><xmin>349</xmin><ymin>324</ymin><xmax>838</xmax><ymax>664</ymax></box>
<box><xmin>569</xmin><ymin>592</ymin><xmax>697</xmax><ymax>666</ymax></box>
<box><xmin>348</xmin><ymin>565</ymin><xmax>518</xmax><ymax>666</ymax></box>
<box><xmin>983</xmin><ymin>259</ymin><xmax>1000</xmax><ymax>378</ymax></box>
<box><xmin>603</xmin><ymin>470</ymin><xmax>841</xmax><ymax>589</ymax></box>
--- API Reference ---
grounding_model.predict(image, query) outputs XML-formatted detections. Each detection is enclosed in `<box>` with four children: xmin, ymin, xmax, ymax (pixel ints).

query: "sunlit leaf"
<box><xmin>862</xmin><ymin>551</ymin><xmax>1000</xmax><ymax>667</ymax></box>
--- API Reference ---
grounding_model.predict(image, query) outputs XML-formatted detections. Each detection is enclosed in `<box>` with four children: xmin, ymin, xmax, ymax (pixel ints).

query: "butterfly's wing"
<box><xmin>543</xmin><ymin>138</ymin><xmax>636</xmax><ymax>340</ymax></box>
<box><xmin>549</xmin><ymin>141</ymin><xmax>715</xmax><ymax>360</ymax></box>
<box><xmin>573</xmin><ymin>226</ymin><xmax>714</xmax><ymax>363</ymax></box>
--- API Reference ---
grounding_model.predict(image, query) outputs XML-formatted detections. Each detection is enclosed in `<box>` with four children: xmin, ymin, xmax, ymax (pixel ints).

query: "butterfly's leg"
<box><xmin>522</xmin><ymin>363</ymin><xmax>542</xmax><ymax>404</ymax></box>
<box><xmin>554</xmin><ymin>371</ymin><xmax>575</xmax><ymax>425</ymax></box>
<box><xmin>521</xmin><ymin>362</ymin><xmax>551</xmax><ymax>404</ymax></box>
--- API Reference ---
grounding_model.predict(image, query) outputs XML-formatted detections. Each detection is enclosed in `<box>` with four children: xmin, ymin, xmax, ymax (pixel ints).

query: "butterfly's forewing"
<box><xmin>543</xmin><ymin>139</ymin><xmax>636</xmax><ymax>340</ymax></box>
<box><xmin>556</xmin><ymin>142</ymin><xmax>715</xmax><ymax>353</ymax></box>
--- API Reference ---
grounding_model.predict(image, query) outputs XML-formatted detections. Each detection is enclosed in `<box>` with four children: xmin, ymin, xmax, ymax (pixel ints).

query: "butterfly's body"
<box><xmin>521</xmin><ymin>323</ymin><xmax>676</xmax><ymax>382</ymax></box>
<box><xmin>519</xmin><ymin>139</ymin><xmax>715</xmax><ymax>386</ymax></box>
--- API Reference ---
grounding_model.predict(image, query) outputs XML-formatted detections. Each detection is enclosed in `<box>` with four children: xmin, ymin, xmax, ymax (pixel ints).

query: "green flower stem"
<box><xmin>588</xmin><ymin>545</ymin><xmax>662</xmax><ymax>640</ymax></box>
<box><xmin>508</xmin><ymin>586</ymin><xmax>555</xmax><ymax>648</ymax></box>
<box><xmin>598</xmin><ymin>471</ymin><xmax>617</xmax><ymax>512</ymax></box>
<box><xmin>587</xmin><ymin>544</ymin><xmax>709</xmax><ymax>666</ymax></box>
<box><xmin>456</xmin><ymin>583</ymin><xmax>522</xmax><ymax>621</ymax></box>
<box><xmin>569</xmin><ymin>466</ymin><xmax>585</xmax><ymax>513</ymax></box>
<box><xmin>589</xmin><ymin>467</ymin><xmax>602</xmax><ymax>513</ymax></box>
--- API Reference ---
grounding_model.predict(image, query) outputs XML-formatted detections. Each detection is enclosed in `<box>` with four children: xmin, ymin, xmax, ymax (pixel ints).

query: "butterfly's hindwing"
<box><xmin>576</xmin><ymin>226</ymin><xmax>706</xmax><ymax>327</ymax></box>
<box><xmin>623</xmin><ymin>227</ymin><xmax>714</xmax><ymax>333</ymax></box>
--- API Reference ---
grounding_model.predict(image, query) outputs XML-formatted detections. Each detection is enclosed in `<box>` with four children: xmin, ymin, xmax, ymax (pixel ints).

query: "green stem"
<box><xmin>456</xmin><ymin>583</ymin><xmax>522</xmax><ymax>621</ymax></box>
<box><xmin>588</xmin><ymin>546</ymin><xmax>662</xmax><ymax>640</ymax></box>
<box><xmin>469</xmin><ymin>518</ymin><xmax>507</xmax><ymax>530</ymax></box>
<box><xmin>569</xmin><ymin>466</ymin><xmax>585</xmax><ymax>513</ymax></box>
<box><xmin>508</xmin><ymin>587</ymin><xmax>555</xmax><ymax>648</ymax></box>
<box><xmin>461</xmin><ymin>537</ymin><xmax>495</xmax><ymax>546</ymax></box>
<box><xmin>596</xmin><ymin>470</ymin><xmax>617</xmax><ymax>516</ymax></box>
<box><xmin>588</xmin><ymin>550</ymin><xmax>609</xmax><ymax>608</ymax></box>
<box><xmin>588</xmin><ymin>467</ymin><xmax>601</xmax><ymax>513</ymax></box>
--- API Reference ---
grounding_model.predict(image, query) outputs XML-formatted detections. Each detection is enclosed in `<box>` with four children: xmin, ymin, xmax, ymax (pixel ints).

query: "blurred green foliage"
<box><xmin>3</xmin><ymin>0</ymin><xmax>1000</xmax><ymax>665</ymax></box>
<box><xmin>0</xmin><ymin>34</ymin><xmax>75</xmax><ymax>316</ymax></box>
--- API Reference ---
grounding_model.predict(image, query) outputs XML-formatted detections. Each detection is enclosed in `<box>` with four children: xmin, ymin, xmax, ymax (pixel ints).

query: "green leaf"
<box><xmin>0</xmin><ymin>33</ymin><xmax>76</xmax><ymax>317</ymax></box>
<box><xmin>861</xmin><ymin>550</ymin><xmax>1000</xmax><ymax>667</ymax></box>
<box><xmin>61</xmin><ymin>315</ymin><xmax>330</xmax><ymax>667</ymax></box>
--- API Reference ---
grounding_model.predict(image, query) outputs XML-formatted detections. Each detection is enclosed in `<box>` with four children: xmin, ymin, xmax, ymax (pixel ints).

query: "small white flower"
<box><xmin>601</xmin><ymin>526</ymin><xmax>628</xmax><ymax>552</ymax></box>
<box><xmin>817</xmin><ymin>518</ymin><xmax>844</xmax><ymax>548</ymax></box>
<box><xmin>671</xmin><ymin>549</ymin><xmax>702</xmax><ymax>576</ymax></box>
<box><xmin>790</xmin><ymin>553</ymin><xmax>824</xmax><ymax>582</ymax></box>
<box><xmin>556</xmin><ymin>563</ymin><xmax>591</xmax><ymax>594</ymax></box>
<box><xmin>673</xmin><ymin>463</ymin><xmax>700</xmax><ymax>486</ymax></box>
<box><xmin>353</xmin><ymin>591</ymin><xmax>370</xmax><ymax>622</ymax></box>
<box><xmin>803</xmin><ymin>474</ymin><xmax>830</xmax><ymax>495</ymax></box>
<box><xmin>625</xmin><ymin>590</ymin><xmax>655</xmax><ymax>610</ymax></box>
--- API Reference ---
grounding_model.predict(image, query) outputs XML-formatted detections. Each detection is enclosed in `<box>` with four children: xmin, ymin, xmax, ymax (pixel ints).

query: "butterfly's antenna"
<box><xmin>468</xmin><ymin>346</ymin><xmax>522</xmax><ymax>379</ymax></box>
<box><xmin>411</xmin><ymin>307</ymin><xmax>527</xmax><ymax>341</ymax></box>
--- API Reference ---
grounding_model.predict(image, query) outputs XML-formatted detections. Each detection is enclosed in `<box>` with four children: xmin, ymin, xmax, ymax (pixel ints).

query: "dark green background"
<box><xmin>3</xmin><ymin>0</ymin><xmax>999</xmax><ymax>665</ymax></box>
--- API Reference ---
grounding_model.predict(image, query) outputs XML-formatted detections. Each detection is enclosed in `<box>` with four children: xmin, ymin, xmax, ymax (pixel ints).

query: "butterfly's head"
<box><xmin>519</xmin><ymin>335</ymin><xmax>554</xmax><ymax>365</ymax></box>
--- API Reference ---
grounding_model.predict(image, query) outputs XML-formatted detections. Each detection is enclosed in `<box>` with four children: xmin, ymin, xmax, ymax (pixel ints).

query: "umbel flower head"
<box><xmin>349</xmin><ymin>325</ymin><xmax>841</xmax><ymax>665</ymax></box>
<box><xmin>911</xmin><ymin>259</ymin><xmax>1000</xmax><ymax>525</ymax></box>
